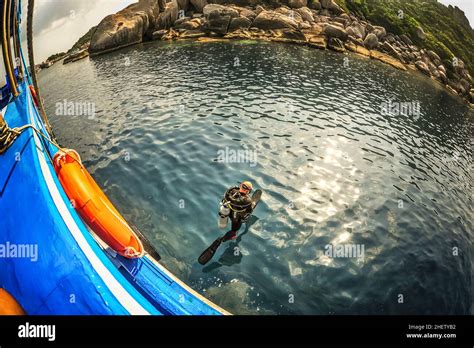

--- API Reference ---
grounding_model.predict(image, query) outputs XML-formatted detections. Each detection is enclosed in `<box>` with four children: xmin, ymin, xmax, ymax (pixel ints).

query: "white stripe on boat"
<box><xmin>145</xmin><ymin>255</ymin><xmax>231</xmax><ymax>315</ymax></box>
<box><xmin>25</xmin><ymin>91</ymin><xmax>151</xmax><ymax>315</ymax></box>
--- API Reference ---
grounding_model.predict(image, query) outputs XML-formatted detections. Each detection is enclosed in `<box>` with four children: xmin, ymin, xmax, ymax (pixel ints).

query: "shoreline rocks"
<box><xmin>89</xmin><ymin>0</ymin><xmax>161</xmax><ymax>56</ymax></box>
<box><xmin>81</xmin><ymin>0</ymin><xmax>473</xmax><ymax>108</ymax></box>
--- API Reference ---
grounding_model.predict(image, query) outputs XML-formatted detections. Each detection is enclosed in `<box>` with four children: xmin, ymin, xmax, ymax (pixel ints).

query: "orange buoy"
<box><xmin>53</xmin><ymin>149</ymin><xmax>144</xmax><ymax>258</ymax></box>
<box><xmin>0</xmin><ymin>289</ymin><xmax>26</xmax><ymax>315</ymax></box>
<box><xmin>29</xmin><ymin>85</ymin><xmax>39</xmax><ymax>108</ymax></box>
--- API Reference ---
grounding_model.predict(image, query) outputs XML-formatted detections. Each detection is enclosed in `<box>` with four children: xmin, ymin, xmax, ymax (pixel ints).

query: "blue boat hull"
<box><xmin>0</xmin><ymin>83</ymin><xmax>227</xmax><ymax>315</ymax></box>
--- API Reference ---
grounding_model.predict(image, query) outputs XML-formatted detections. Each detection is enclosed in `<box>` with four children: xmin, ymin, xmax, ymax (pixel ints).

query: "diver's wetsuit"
<box><xmin>222</xmin><ymin>186</ymin><xmax>253</xmax><ymax>241</ymax></box>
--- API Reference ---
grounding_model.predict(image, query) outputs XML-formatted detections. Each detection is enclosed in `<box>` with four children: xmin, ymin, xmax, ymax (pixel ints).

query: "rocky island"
<box><xmin>60</xmin><ymin>0</ymin><xmax>474</xmax><ymax>107</ymax></box>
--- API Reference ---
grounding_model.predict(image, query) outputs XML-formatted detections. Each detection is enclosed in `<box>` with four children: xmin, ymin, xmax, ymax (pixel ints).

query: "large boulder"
<box><xmin>157</xmin><ymin>0</ymin><xmax>179</xmax><ymax>29</ymax></box>
<box><xmin>415</xmin><ymin>60</ymin><xmax>431</xmax><ymax>76</ymax></box>
<box><xmin>175</xmin><ymin>18</ymin><xmax>202</xmax><ymax>30</ymax></box>
<box><xmin>363</xmin><ymin>32</ymin><xmax>378</xmax><ymax>49</ymax></box>
<box><xmin>348</xmin><ymin>22</ymin><xmax>365</xmax><ymax>39</ymax></box>
<box><xmin>323</xmin><ymin>24</ymin><xmax>348</xmax><ymax>41</ymax></box>
<box><xmin>333</xmin><ymin>16</ymin><xmax>348</xmax><ymax>27</ymax></box>
<box><xmin>295</xmin><ymin>7</ymin><xmax>314</xmax><ymax>22</ymax></box>
<box><xmin>309</xmin><ymin>0</ymin><xmax>322</xmax><ymax>10</ymax></box>
<box><xmin>203</xmin><ymin>4</ymin><xmax>239</xmax><ymax>34</ymax></box>
<box><xmin>203</xmin><ymin>4</ymin><xmax>239</xmax><ymax>17</ymax></box>
<box><xmin>385</xmin><ymin>33</ymin><xmax>396</xmax><ymax>44</ymax></box>
<box><xmin>438</xmin><ymin>69</ymin><xmax>448</xmax><ymax>84</ymax></box>
<box><xmin>89</xmin><ymin>0</ymin><xmax>161</xmax><ymax>55</ymax></box>
<box><xmin>416</xmin><ymin>26</ymin><xmax>426</xmax><ymax>40</ymax></box>
<box><xmin>320</xmin><ymin>0</ymin><xmax>342</xmax><ymax>14</ymax></box>
<box><xmin>152</xmin><ymin>29</ymin><xmax>168</xmax><ymax>40</ymax></box>
<box><xmin>288</xmin><ymin>0</ymin><xmax>307</xmax><ymax>9</ymax></box>
<box><xmin>207</xmin><ymin>13</ymin><xmax>232</xmax><ymax>34</ymax></box>
<box><xmin>428</xmin><ymin>61</ymin><xmax>439</xmax><ymax>77</ymax></box>
<box><xmin>460</xmin><ymin>78</ymin><xmax>470</xmax><ymax>93</ymax></box>
<box><xmin>275</xmin><ymin>6</ymin><xmax>303</xmax><ymax>21</ymax></box>
<box><xmin>274</xmin><ymin>28</ymin><xmax>307</xmax><ymax>41</ymax></box>
<box><xmin>177</xmin><ymin>0</ymin><xmax>190</xmax><ymax>12</ymax></box>
<box><xmin>191</xmin><ymin>0</ymin><xmax>208</xmax><ymax>12</ymax></box>
<box><xmin>373</xmin><ymin>26</ymin><xmax>386</xmax><ymax>40</ymax></box>
<box><xmin>427</xmin><ymin>50</ymin><xmax>441</xmax><ymax>64</ymax></box>
<box><xmin>327</xmin><ymin>37</ymin><xmax>345</xmax><ymax>52</ymax></box>
<box><xmin>252</xmin><ymin>10</ymin><xmax>298</xmax><ymax>30</ymax></box>
<box><xmin>228</xmin><ymin>16</ymin><xmax>252</xmax><ymax>31</ymax></box>
<box><xmin>232</xmin><ymin>6</ymin><xmax>256</xmax><ymax>20</ymax></box>
<box><xmin>381</xmin><ymin>41</ymin><xmax>401</xmax><ymax>60</ymax></box>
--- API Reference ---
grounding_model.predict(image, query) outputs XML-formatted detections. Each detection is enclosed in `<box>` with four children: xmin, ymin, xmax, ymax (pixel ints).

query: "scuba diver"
<box><xmin>198</xmin><ymin>181</ymin><xmax>262</xmax><ymax>265</ymax></box>
<box><xmin>218</xmin><ymin>181</ymin><xmax>255</xmax><ymax>242</ymax></box>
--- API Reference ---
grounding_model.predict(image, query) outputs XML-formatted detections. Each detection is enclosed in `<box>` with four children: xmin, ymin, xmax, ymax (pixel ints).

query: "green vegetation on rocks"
<box><xmin>68</xmin><ymin>25</ymin><xmax>97</xmax><ymax>54</ymax></box>
<box><xmin>334</xmin><ymin>0</ymin><xmax>474</xmax><ymax>75</ymax></box>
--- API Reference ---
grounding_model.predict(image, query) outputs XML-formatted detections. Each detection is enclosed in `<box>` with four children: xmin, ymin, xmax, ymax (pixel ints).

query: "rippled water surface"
<box><xmin>40</xmin><ymin>40</ymin><xmax>473</xmax><ymax>314</ymax></box>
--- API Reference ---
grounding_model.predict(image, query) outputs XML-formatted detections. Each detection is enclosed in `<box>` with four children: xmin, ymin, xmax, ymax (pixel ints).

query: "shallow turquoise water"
<box><xmin>40</xmin><ymin>40</ymin><xmax>472</xmax><ymax>314</ymax></box>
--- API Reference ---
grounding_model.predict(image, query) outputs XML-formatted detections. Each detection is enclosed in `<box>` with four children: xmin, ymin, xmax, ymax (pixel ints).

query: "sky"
<box><xmin>23</xmin><ymin>0</ymin><xmax>136</xmax><ymax>62</ymax></box>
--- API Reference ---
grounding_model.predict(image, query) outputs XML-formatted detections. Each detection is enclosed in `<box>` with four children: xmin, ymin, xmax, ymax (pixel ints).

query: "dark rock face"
<box><xmin>207</xmin><ymin>12</ymin><xmax>232</xmax><ymax>34</ymax></box>
<box><xmin>228</xmin><ymin>16</ymin><xmax>252</xmax><ymax>31</ymax></box>
<box><xmin>309</xmin><ymin>0</ymin><xmax>322</xmax><ymax>10</ymax></box>
<box><xmin>89</xmin><ymin>0</ymin><xmax>161</xmax><ymax>55</ymax></box>
<box><xmin>204</xmin><ymin>4</ymin><xmax>239</xmax><ymax>34</ymax></box>
<box><xmin>288</xmin><ymin>0</ymin><xmax>307</xmax><ymax>9</ymax></box>
<box><xmin>328</xmin><ymin>37</ymin><xmax>345</xmax><ymax>52</ymax></box>
<box><xmin>157</xmin><ymin>0</ymin><xmax>179</xmax><ymax>29</ymax></box>
<box><xmin>320</xmin><ymin>0</ymin><xmax>342</xmax><ymax>14</ymax></box>
<box><xmin>191</xmin><ymin>0</ymin><xmax>208</xmax><ymax>12</ymax></box>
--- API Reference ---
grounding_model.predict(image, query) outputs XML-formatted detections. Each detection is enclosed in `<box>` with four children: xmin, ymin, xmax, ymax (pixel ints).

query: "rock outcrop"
<box><xmin>63</xmin><ymin>49</ymin><xmax>89</xmax><ymax>64</ymax></box>
<box><xmin>323</xmin><ymin>24</ymin><xmax>347</xmax><ymax>41</ymax></box>
<box><xmin>82</xmin><ymin>0</ymin><xmax>473</xmax><ymax>107</ymax></box>
<box><xmin>89</xmin><ymin>0</ymin><xmax>162</xmax><ymax>56</ymax></box>
<box><xmin>252</xmin><ymin>10</ymin><xmax>298</xmax><ymax>30</ymax></box>
<box><xmin>364</xmin><ymin>33</ymin><xmax>378</xmax><ymax>49</ymax></box>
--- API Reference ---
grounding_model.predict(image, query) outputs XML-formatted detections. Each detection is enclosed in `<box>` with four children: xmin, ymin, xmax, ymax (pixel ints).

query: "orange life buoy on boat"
<box><xmin>53</xmin><ymin>149</ymin><xmax>144</xmax><ymax>258</ymax></box>
<box><xmin>29</xmin><ymin>85</ymin><xmax>39</xmax><ymax>108</ymax></box>
<box><xmin>0</xmin><ymin>288</ymin><xmax>26</xmax><ymax>315</ymax></box>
